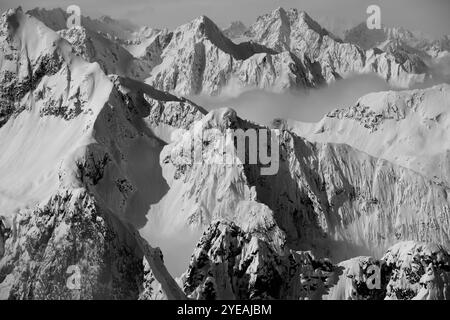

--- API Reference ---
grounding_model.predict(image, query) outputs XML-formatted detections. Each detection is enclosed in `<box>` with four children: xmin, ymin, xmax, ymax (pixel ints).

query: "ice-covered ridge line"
<box><xmin>290</xmin><ymin>83</ymin><xmax>450</xmax><ymax>186</ymax></box>
<box><xmin>0</xmin><ymin>7</ymin><xmax>195</xmax><ymax>300</ymax></box>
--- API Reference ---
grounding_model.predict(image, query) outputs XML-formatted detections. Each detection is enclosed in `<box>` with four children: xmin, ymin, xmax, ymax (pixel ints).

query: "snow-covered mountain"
<box><xmin>0</xmin><ymin>7</ymin><xmax>198</xmax><ymax>299</ymax></box>
<box><xmin>344</xmin><ymin>22</ymin><xmax>446</xmax><ymax>56</ymax></box>
<box><xmin>183</xmin><ymin>223</ymin><xmax>450</xmax><ymax>300</ymax></box>
<box><xmin>325</xmin><ymin>241</ymin><xmax>450</xmax><ymax>300</ymax></box>
<box><xmin>0</xmin><ymin>6</ymin><xmax>449</xmax><ymax>301</ymax></box>
<box><xmin>145</xmin><ymin>15</ymin><xmax>323</xmax><ymax>96</ymax></box>
<box><xmin>290</xmin><ymin>84</ymin><xmax>450</xmax><ymax>186</ymax></box>
<box><xmin>28</xmin><ymin>7</ymin><xmax>434</xmax><ymax>96</ymax></box>
<box><xmin>27</xmin><ymin>8</ymin><xmax>158</xmax><ymax>81</ymax></box>
<box><xmin>344</xmin><ymin>23</ymin><xmax>450</xmax><ymax>84</ymax></box>
<box><xmin>244</xmin><ymin>7</ymin><xmax>430</xmax><ymax>88</ymax></box>
<box><xmin>222</xmin><ymin>21</ymin><xmax>248</xmax><ymax>41</ymax></box>
<box><xmin>149</xmin><ymin>104</ymin><xmax>450</xmax><ymax>262</ymax></box>
<box><xmin>145</xmin><ymin>7</ymin><xmax>432</xmax><ymax>95</ymax></box>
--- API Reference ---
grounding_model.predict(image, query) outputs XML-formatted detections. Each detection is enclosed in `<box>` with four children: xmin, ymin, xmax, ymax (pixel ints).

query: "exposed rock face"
<box><xmin>383</xmin><ymin>241</ymin><xmax>450</xmax><ymax>300</ymax></box>
<box><xmin>290</xmin><ymin>84</ymin><xmax>450</xmax><ymax>187</ymax></box>
<box><xmin>26</xmin><ymin>7</ymin><xmax>433</xmax><ymax>97</ymax></box>
<box><xmin>222</xmin><ymin>21</ymin><xmax>248</xmax><ymax>40</ymax></box>
<box><xmin>344</xmin><ymin>22</ymin><xmax>446</xmax><ymax>56</ymax></box>
<box><xmin>0</xmin><ymin>190</ymin><xmax>144</xmax><ymax>299</ymax></box>
<box><xmin>244</xmin><ymin>8</ymin><xmax>429</xmax><ymax>87</ymax></box>
<box><xmin>0</xmin><ymin>6</ymin><xmax>449</xmax><ymax>301</ymax></box>
<box><xmin>27</xmin><ymin>8</ymin><xmax>163</xmax><ymax>80</ymax></box>
<box><xmin>145</xmin><ymin>15</ymin><xmax>322</xmax><ymax>96</ymax></box>
<box><xmin>148</xmin><ymin>104</ymin><xmax>450</xmax><ymax>266</ymax></box>
<box><xmin>0</xmin><ymin>8</ymin><xmax>192</xmax><ymax>300</ymax></box>
<box><xmin>58</xmin><ymin>26</ymin><xmax>152</xmax><ymax>80</ymax></box>
<box><xmin>0</xmin><ymin>8</ymin><xmax>65</xmax><ymax>127</ymax></box>
<box><xmin>181</xmin><ymin>221</ymin><xmax>336</xmax><ymax>300</ymax></box>
<box><xmin>181</xmin><ymin>223</ymin><xmax>450</xmax><ymax>300</ymax></box>
<box><xmin>144</xmin><ymin>7</ymin><xmax>431</xmax><ymax>95</ymax></box>
<box><xmin>344</xmin><ymin>23</ymin><xmax>450</xmax><ymax>84</ymax></box>
<box><xmin>326</xmin><ymin>241</ymin><xmax>450</xmax><ymax>300</ymax></box>
<box><xmin>108</xmin><ymin>75</ymin><xmax>206</xmax><ymax>143</ymax></box>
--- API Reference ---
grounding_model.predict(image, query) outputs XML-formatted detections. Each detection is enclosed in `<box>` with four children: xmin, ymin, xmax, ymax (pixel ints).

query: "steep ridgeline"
<box><xmin>245</xmin><ymin>8</ymin><xmax>430</xmax><ymax>88</ymax></box>
<box><xmin>344</xmin><ymin>22</ymin><xmax>450</xmax><ymax>58</ymax></box>
<box><xmin>145</xmin><ymin>104</ymin><xmax>450</xmax><ymax>275</ymax></box>
<box><xmin>27</xmin><ymin>7</ymin><xmax>322</xmax><ymax>96</ymax></box>
<box><xmin>180</xmin><ymin>221</ymin><xmax>337</xmax><ymax>300</ymax></box>
<box><xmin>0</xmin><ymin>7</ymin><xmax>206</xmax><ymax>299</ymax></box>
<box><xmin>182</xmin><ymin>222</ymin><xmax>450</xmax><ymax>299</ymax></box>
<box><xmin>27</xmin><ymin>7</ymin><xmax>433</xmax><ymax>96</ymax></box>
<box><xmin>145</xmin><ymin>8</ymin><xmax>431</xmax><ymax>95</ymax></box>
<box><xmin>344</xmin><ymin>23</ymin><xmax>450</xmax><ymax>84</ymax></box>
<box><xmin>1</xmin><ymin>7</ymin><xmax>449</xmax><ymax>301</ymax></box>
<box><xmin>222</xmin><ymin>21</ymin><xmax>249</xmax><ymax>41</ymax></box>
<box><xmin>325</xmin><ymin>241</ymin><xmax>450</xmax><ymax>300</ymax></box>
<box><xmin>145</xmin><ymin>15</ymin><xmax>323</xmax><ymax>96</ymax></box>
<box><xmin>56</xmin><ymin>26</ymin><xmax>153</xmax><ymax>80</ymax></box>
<box><xmin>27</xmin><ymin>7</ymin><xmax>164</xmax><ymax>56</ymax></box>
<box><xmin>290</xmin><ymin>84</ymin><xmax>450</xmax><ymax>187</ymax></box>
<box><xmin>27</xmin><ymin>8</ymin><xmax>161</xmax><ymax>80</ymax></box>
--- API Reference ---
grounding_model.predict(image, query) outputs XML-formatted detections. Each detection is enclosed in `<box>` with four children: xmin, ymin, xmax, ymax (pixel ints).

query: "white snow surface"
<box><xmin>290</xmin><ymin>84</ymin><xmax>450</xmax><ymax>186</ymax></box>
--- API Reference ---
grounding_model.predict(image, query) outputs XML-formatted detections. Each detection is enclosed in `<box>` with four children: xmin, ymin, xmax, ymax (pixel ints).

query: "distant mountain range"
<box><xmin>0</xmin><ymin>6</ymin><xmax>449</xmax><ymax>300</ymax></box>
<box><xmin>27</xmin><ymin>7</ymin><xmax>449</xmax><ymax>96</ymax></box>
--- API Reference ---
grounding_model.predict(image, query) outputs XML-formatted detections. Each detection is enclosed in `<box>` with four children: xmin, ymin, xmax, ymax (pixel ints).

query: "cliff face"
<box><xmin>0</xmin><ymin>7</ymin><xmax>449</xmax><ymax>300</ymax></box>
<box><xmin>26</xmin><ymin>7</ymin><xmax>434</xmax><ymax>98</ymax></box>
<box><xmin>0</xmin><ymin>8</ymin><xmax>193</xmax><ymax>300</ymax></box>
<box><xmin>180</xmin><ymin>221</ymin><xmax>450</xmax><ymax>300</ymax></box>
<box><xmin>150</xmin><ymin>105</ymin><xmax>450</xmax><ymax>263</ymax></box>
<box><xmin>291</xmin><ymin>84</ymin><xmax>450</xmax><ymax>187</ymax></box>
<box><xmin>325</xmin><ymin>241</ymin><xmax>450</xmax><ymax>300</ymax></box>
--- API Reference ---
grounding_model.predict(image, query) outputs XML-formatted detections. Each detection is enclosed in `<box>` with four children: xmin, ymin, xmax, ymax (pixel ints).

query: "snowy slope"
<box><xmin>0</xmin><ymin>7</ymin><xmax>191</xmax><ymax>299</ymax></box>
<box><xmin>58</xmin><ymin>26</ymin><xmax>152</xmax><ymax>80</ymax></box>
<box><xmin>145</xmin><ymin>15</ymin><xmax>322</xmax><ymax>96</ymax></box>
<box><xmin>344</xmin><ymin>23</ymin><xmax>450</xmax><ymax>84</ymax></box>
<box><xmin>27</xmin><ymin>8</ymin><xmax>158</xmax><ymax>80</ymax></box>
<box><xmin>144</xmin><ymin>104</ymin><xmax>450</xmax><ymax>271</ymax></box>
<box><xmin>1</xmin><ymin>6</ymin><xmax>449</xmax><ymax>300</ymax></box>
<box><xmin>290</xmin><ymin>84</ymin><xmax>450</xmax><ymax>187</ymax></box>
<box><xmin>27</xmin><ymin>7</ymin><xmax>433</xmax><ymax>96</ymax></box>
<box><xmin>245</xmin><ymin>7</ymin><xmax>430</xmax><ymax>88</ymax></box>
<box><xmin>325</xmin><ymin>241</ymin><xmax>450</xmax><ymax>300</ymax></box>
<box><xmin>222</xmin><ymin>21</ymin><xmax>249</xmax><ymax>42</ymax></box>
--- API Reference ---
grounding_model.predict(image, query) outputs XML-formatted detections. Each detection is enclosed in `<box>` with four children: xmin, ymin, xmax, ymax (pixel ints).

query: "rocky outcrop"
<box><xmin>222</xmin><ymin>21</ymin><xmax>248</xmax><ymax>40</ymax></box>
<box><xmin>1</xmin><ymin>6</ymin><xmax>449</xmax><ymax>301</ymax></box>
<box><xmin>58</xmin><ymin>26</ymin><xmax>152</xmax><ymax>80</ymax></box>
<box><xmin>152</xmin><ymin>104</ymin><xmax>450</xmax><ymax>263</ymax></box>
<box><xmin>0</xmin><ymin>8</ymin><xmax>194</xmax><ymax>300</ymax></box>
<box><xmin>0</xmin><ymin>8</ymin><xmax>65</xmax><ymax>126</ymax></box>
<box><xmin>245</xmin><ymin>7</ymin><xmax>429</xmax><ymax>87</ymax></box>
<box><xmin>146</xmin><ymin>15</ymin><xmax>322</xmax><ymax>96</ymax></box>
<box><xmin>291</xmin><ymin>84</ymin><xmax>450</xmax><ymax>187</ymax></box>
<box><xmin>181</xmin><ymin>221</ymin><xmax>336</xmax><ymax>300</ymax></box>
<box><xmin>326</xmin><ymin>241</ymin><xmax>450</xmax><ymax>300</ymax></box>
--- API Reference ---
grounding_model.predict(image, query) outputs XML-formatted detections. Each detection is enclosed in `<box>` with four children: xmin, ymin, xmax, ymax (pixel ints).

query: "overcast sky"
<box><xmin>1</xmin><ymin>0</ymin><xmax>449</xmax><ymax>37</ymax></box>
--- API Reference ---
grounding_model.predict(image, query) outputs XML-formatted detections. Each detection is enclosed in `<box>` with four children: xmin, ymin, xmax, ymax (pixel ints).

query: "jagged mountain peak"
<box><xmin>222</xmin><ymin>20</ymin><xmax>248</xmax><ymax>39</ymax></box>
<box><xmin>147</xmin><ymin>12</ymin><xmax>323</xmax><ymax>95</ymax></box>
<box><xmin>344</xmin><ymin>21</ymin><xmax>434</xmax><ymax>52</ymax></box>
<box><xmin>291</xmin><ymin>83</ymin><xmax>450</xmax><ymax>186</ymax></box>
<box><xmin>184</xmin><ymin>15</ymin><xmax>218</xmax><ymax>33</ymax></box>
<box><xmin>172</xmin><ymin>14</ymin><xmax>234</xmax><ymax>48</ymax></box>
<box><xmin>26</xmin><ymin>7</ymin><xmax>70</xmax><ymax>31</ymax></box>
<box><xmin>225</xmin><ymin>20</ymin><xmax>246</xmax><ymax>29</ymax></box>
<box><xmin>250</xmin><ymin>7</ymin><xmax>335</xmax><ymax>40</ymax></box>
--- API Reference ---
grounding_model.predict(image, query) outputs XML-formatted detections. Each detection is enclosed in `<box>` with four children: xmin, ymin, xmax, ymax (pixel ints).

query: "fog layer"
<box><xmin>192</xmin><ymin>75</ymin><xmax>392</xmax><ymax>126</ymax></box>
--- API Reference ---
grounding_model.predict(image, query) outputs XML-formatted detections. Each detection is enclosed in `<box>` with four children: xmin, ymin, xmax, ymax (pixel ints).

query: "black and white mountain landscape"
<box><xmin>0</xmin><ymin>2</ymin><xmax>449</xmax><ymax>301</ymax></box>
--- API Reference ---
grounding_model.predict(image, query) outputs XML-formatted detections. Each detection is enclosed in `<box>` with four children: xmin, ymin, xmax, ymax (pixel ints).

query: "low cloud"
<box><xmin>192</xmin><ymin>74</ymin><xmax>392</xmax><ymax>125</ymax></box>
